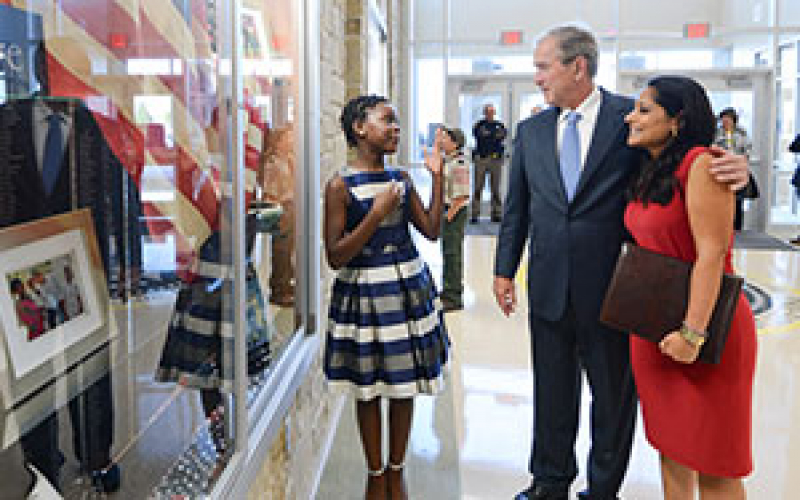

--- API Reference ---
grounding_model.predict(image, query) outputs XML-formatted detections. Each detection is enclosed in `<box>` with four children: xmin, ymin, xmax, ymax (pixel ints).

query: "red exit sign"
<box><xmin>684</xmin><ymin>23</ymin><xmax>711</xmax><ymax>39</ymax></box>
<box><xmin>500</xmin><ymin>30</ymin><xmax>523</xmax><ymax>46</ymax></box>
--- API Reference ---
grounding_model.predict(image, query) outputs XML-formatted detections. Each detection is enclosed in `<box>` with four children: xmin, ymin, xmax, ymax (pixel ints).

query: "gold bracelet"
<box><xmin>679</xmin><ymin>323</ymin><xmax>707</xmax><ymax>348</ymax></box>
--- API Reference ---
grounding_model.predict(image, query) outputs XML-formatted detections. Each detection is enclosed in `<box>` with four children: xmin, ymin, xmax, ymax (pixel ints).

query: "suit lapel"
<box><xmin>573</xmin><ymin>91</ymin><xmax>626</xmax><ymax>200</ymax></box>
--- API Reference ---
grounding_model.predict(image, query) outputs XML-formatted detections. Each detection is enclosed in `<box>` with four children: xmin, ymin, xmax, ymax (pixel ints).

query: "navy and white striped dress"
<box><xmin>324</xmin><ymin>167</ymin><xmax>449</xmax><ymax>400</ymax></box>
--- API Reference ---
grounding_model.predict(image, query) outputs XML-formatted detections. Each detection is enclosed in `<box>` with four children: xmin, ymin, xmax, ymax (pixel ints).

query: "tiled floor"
<box><xmin>317</xmin><ymin>226</ymin><xmax>800</xmax><ymax>499</ymax></box>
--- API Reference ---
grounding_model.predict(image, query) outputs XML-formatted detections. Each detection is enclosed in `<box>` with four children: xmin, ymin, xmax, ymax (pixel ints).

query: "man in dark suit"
<box><xmin>493</xmin><ymin>26</ymin><xmax>749</xmax><ymax>500</ymax></box>
<box><xmin>0</xmin><ymin>40</ymin><xmax>141</xmax><ymax>494</ymax></box>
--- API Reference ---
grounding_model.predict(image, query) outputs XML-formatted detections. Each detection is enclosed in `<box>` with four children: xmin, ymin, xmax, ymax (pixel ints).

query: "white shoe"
<box><xmin>26</xmin><ymin>465</ymin><xmax>62</xmax><ymax>500</ymax></box>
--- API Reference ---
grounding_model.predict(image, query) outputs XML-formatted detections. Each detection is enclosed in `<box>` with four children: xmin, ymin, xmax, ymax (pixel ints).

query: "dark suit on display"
<box><xmin>495</xmin><ymin>89</ymin><xmax>640</xmax><ymax>499</ymax></box>
<box><xmin>0</xmin><ymin>97</ymin><xmax>141</xmax><ymax>486</ymax></box>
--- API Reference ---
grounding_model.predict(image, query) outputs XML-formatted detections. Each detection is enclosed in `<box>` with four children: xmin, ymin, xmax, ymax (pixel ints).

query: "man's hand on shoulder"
<box><xmin>708</xmin><ymin>145</ymin><xmax>750</xmax><ymax>191</ymax></box>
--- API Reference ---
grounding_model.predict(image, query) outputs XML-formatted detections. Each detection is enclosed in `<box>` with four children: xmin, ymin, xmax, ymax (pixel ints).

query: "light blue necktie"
<box><xmin>42</xmin><ymin>113</ymin><xmax>65</xmax><ymax>196</ymax></box>
<box><xmin>560</xmin><ymin>111</ymin><xmax>581</xmax><ymax>201</ymax></box>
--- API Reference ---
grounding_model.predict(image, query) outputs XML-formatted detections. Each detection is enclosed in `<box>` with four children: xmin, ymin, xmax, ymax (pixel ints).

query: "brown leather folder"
<box><xmin>599</xmin><ymin>242</ymin><xmax>743</xmax><ymax>364</ymax></box>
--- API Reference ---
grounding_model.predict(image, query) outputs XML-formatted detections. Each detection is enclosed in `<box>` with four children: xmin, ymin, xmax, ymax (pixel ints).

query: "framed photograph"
<box><xmin>2</xmin><ymin>239</ymin><xmax>101</xmax><ymax>377</ymax></box>
<box><xmin>0</xmin><ymin>209</ymin><xmax>111</xmax><ymax>446</ymax></box>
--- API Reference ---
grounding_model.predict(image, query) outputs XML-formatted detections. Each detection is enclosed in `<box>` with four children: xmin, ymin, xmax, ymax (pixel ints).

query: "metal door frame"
<box><xmin>445</xmin><ymin>74</ymin><xmax>542</xmax><ymax>136</ymax></box>
<box><xmin>445</xmin><ymin>75</ymin><xmax>542</xmax><ymax>203</ymax></box>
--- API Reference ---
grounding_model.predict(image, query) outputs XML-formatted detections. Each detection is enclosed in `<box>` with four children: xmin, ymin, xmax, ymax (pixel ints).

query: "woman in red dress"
<box><xmin>624</xmin><ymin>76</ymin><xmax>757</xmax><ymax>499</ymax></box>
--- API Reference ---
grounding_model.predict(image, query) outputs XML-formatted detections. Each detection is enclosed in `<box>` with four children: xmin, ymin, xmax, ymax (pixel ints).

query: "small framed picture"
<box><xmin>0</xmin><ymin>209</ymin><xmax>111</xmax><ymax>438</ymax></box>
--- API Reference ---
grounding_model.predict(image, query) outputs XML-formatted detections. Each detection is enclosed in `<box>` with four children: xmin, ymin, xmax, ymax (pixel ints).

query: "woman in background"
<box><xmin>713</xmin><ymin>108</ymin><xmax>753</xmax><ymax>230</ymax></box>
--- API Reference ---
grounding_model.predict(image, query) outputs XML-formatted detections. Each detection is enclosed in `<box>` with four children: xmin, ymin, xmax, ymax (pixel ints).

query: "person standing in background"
<box><xmin>713</xmin><ymin>108</ymin><xmax>753</xmax><ymax>230</ymax></box>
<box><xmin>472</xmin><ymin>104</ymin><xmax>507</xmax><ymax>223</ymax></box>
<box><xmin>439</xmin><ymin>126</ymin><xmax>470</xmax><ymax>312</ymax></box>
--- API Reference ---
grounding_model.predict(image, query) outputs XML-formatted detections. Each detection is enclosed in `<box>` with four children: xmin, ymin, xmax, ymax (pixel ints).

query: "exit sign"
<box><xmin>500</xmin><ymin>30</ymin><xmax>523</xmax><ymax>46</ymax></box>
<box><xmin>684</xmin><ymin>23</ymin><xmax>711</xmax><ymax>39</ymax></box>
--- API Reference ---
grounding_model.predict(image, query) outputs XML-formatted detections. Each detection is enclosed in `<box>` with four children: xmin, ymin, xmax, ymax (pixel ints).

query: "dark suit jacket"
<box><xmin>0</xmin><ymin>97</ymin><xmax>142</xmax><ymax>274</ymax></box>
<box><xmin>495</xmin><ymin>89</ymin><xmax>643</xmax><ymax>324</ymax></box>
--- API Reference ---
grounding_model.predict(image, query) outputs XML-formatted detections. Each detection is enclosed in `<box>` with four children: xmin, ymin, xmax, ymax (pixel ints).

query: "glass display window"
<box><xmin>0</xmin><ymin>0</ymin><xmax>311</xmax><ymax>497</ymax></box>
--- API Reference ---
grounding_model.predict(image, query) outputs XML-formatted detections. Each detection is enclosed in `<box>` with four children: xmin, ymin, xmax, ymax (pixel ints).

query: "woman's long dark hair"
<box><xmin>628</xmin><ymin>76</ymin><xmax>716</xmax><ymax>205</ymax></box>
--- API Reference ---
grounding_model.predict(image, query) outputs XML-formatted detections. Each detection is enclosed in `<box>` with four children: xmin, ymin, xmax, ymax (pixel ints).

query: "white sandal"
<box><xmin>387</xmin><ymin>462</ymin><xmax>405</xmax><ymax>472</ymax></box>
<box><xmin>27</xmin><ymin>465</ymin><xmax>63</xmax><ymax>500</ymax></box>
<box><xmin>367</xmin><ymin>466</ymin><xmax>385</xmax><ymax>477</ymax></box>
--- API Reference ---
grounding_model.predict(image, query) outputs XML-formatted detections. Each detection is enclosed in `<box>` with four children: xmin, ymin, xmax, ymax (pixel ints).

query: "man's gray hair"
<box><xmin>544</xmin><ymin>25</ymin><xmax>598</xmax><ymax>78</ymax></box>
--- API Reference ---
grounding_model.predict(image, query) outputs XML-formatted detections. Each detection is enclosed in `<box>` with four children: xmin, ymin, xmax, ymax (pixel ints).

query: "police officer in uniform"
<box><xmin>471</xmin><ymin>103</ymin><xmax>507</xmax><ymax>222</ymax></box>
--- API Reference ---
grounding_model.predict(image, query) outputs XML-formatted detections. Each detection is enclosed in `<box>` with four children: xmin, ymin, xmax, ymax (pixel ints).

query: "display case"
<box><xmin>0</xmin><ymin>0</ymin><xmax>319</xmax><ymax>497</ymax></box>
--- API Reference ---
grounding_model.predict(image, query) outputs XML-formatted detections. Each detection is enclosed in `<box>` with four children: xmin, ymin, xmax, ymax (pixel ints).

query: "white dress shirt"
<box><xmin>33</xmin><ymin>99</ymin><xmax>72</xmax><ymax>173</ymax></box>
<box><xmin>557</xmin><ymin>86</ymin><xmax>603</xmax><ymax>172</ymax></box>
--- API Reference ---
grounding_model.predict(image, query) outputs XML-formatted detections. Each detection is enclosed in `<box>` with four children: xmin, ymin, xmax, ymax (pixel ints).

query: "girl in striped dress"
<box><xmin>323</xmin><ymin>95</ymin><xmax>449</xmax><ymax>500</ymax></box>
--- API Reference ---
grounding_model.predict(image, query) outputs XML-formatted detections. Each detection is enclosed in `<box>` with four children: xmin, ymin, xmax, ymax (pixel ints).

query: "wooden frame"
<box><xmin>0</xmin><ymin>209</ymin><xmax>111</xmax><ymax>447</ymax></box>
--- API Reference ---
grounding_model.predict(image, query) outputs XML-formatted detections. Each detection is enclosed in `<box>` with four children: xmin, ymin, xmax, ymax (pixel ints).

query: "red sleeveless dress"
<box><xmin>624</xmin><ymin>146</ymin><xmax>757</xmax><ymax>477</ymax></box>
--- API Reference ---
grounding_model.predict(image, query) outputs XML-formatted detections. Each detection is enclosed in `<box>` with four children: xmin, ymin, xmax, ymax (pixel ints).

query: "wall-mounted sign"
<box><xmin>500</xmin><ymin>30</ymin><xmax>523</xmax><ymax>46</ymax></box>
<box><xmin>684</xmin><ymin>23</ymin><xmax>711</xmax><ymax>39</ymax></box>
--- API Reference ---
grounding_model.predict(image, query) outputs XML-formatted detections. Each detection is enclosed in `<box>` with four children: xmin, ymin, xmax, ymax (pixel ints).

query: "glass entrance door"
<box><xmin>511</xmin><ymin>81</ymin><xmax>545</xmax><ymax>128</ymax></box>
<box><xmin>446</xmin><ymin>79</ymin><xmax>509</xmax><ymax>216</ymax></box>
<box><xmin>445</xmin><ymin>76</ymin><xmax>544</xmax><ymax>216</ymax></box>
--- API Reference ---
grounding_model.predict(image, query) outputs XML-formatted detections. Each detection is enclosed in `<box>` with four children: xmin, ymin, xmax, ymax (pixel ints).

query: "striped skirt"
<box><xmin>323</xmin><ymin>255</ymin><xmax>449</xmax><ymax>400</ymax></box>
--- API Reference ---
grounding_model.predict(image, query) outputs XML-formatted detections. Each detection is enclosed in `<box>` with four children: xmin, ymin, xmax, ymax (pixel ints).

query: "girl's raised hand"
<box><xmin>423</xmin><ymin>128</ymin><xmax>445</xmax><ymax>176</ymax></box>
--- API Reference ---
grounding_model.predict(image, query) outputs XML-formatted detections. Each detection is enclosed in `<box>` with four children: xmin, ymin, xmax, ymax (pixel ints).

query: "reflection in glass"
<box><xmin>0</xmin><ymin>31</ymin><xmax>138</xmax><ymax>498</ymax></box>
<box><xmin>0</xmin><ymin>0</ymin><xmax>302</xmax><ymax>497</ymax></box>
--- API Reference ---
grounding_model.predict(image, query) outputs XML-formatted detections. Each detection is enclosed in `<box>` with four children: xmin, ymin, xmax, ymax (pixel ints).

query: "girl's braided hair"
<box><xmin>340</xmin><ymin>94</ymin><xmax>388</xmax><ymax>147</ymax></box>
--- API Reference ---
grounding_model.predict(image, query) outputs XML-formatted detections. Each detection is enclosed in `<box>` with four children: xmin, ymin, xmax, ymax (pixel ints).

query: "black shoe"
<box><xmin>91</xmin><ymin>463</ymin><xmax>121</xmax><ymax>494</ymax></box>
<box><xmin>470</xmin><ymin>217</ymin><xmax>479</xmax><ymax>224</ymax></box>
<box><xmin>514</xmin><ymin>483</ymin><xmax>568</xmax><ymax>500</ymax></box>
<box><xmin>491</xmin><ymin>215</ymin><xmax>501</xmax><ymax>223</ymax></box>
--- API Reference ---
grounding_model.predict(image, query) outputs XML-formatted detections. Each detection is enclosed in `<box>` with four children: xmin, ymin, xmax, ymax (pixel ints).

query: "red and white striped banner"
<box><xmin>11</xmin><ymin>0</ymin><xmax>269</xmax><ymax>279</ymax></box>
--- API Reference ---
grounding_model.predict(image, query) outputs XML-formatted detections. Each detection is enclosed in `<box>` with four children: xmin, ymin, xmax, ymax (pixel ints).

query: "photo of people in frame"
<box><xmin>6</xmin><ymin>253</ymin><xmax>86</xmax><ymax>342</ymax></box>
